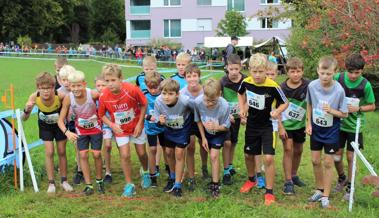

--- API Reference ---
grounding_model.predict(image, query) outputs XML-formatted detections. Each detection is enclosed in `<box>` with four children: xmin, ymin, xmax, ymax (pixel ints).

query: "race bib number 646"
<box><xmin>246</xmin><ymin>90</ymin><xmax>265</xmax><ymax>110</ymax></box>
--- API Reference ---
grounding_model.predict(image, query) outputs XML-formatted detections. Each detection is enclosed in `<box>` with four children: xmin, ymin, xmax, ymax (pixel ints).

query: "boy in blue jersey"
<box><xmin>144</xmin><ymin>71</ymin><xmax>166</xmax><ymax>187</ymax></box>
<box><xmin>136</xmin><ymin>56</ymin><xmax>165</xmax><ymax>92</ymax></box>
<box><xmin>195</xmin><ymin>78</ymin><xmax>231</xmax><ymax>197</ymax></box>
<box><xmin>154</xmin><ymin>78</ymin><xmax>194</xmax><ymax>197</ymax></box>
<box><xmin>238</xmin><ymin>53</ymin><xmax>288</xmax><ymax>206</ymax></box>
<box><xmin>306</xmin><ymin>56</ymin><xmax>348</xmax><ymax>208</ymax></box>
<box><xmin>171</xmin><ymin>52</ymin><xmax>191</xmax><ymax>90</ymax></box>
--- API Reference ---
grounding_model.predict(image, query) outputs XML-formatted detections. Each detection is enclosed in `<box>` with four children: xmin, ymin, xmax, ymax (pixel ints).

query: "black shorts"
<box><xmin>147</xmin><ymin>132</ymin><xmax>165</xmax><ymax>147</ymax></box>
<box><xmin>339</xmin><ymin>130</ymin><xmax>363</xmax><ymax>151</ymax></box>
<box><xmin>286</xmin><ymin>128</ymin><xmax>306</xmax><ymax>143</ymax></box>
<box><xmin>310</xmin><ymin>138</ymin><xmax>338</xmax><ymax>154</ymax></box>
<box><xmin>67</xmin><ymin>121</ymin><xmax>76</xmax><ymax>133</ymax></box>
<box><xmin>225</xmin><ymin>118</ymin><xmax>241</xmax><ymax>144</ymax></box>
<box><xmin>206</xmin><ymin>131</ymin><xmax>227</xmax><ymax>150</ymax></box>
<box><xmin>39</xmin><ymin>126</ymin><xmax>67</xmax><ymax>142</ymax></box>
<box><xmin>165</xmin><ymin>139</ymin><xmax>188</xmax><ymax>149</ymax></box>
<box><xmin>77</xmin><ymin>133</ymin><xmax>103</xmax><ymax>151</ymax></box>
<box><xmin>244</xmin><ymin>127</ymin><xmax>276</xmax><ymax>155</ymax></box>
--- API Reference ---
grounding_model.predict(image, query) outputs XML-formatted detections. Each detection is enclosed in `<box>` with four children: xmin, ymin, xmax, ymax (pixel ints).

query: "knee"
<box><xmin>265</xmin><ymin>156</ymin><xmax>274</xmax><ymax>166</ymax></box>
<box><xmin>106</xmin><ymin>146</ymin><xmax>112</xmax><ymax>153</ymax></box>
<box><xmin>283</xmin><ymin>146</ymin><xmax>292</xmax><ymax>154</ymax></box>
<box><xmin>92</xmin><ymin>151</ymin><xmax>101</xmax><ymax>159</ymax></box>
<box><xmin>210</xmin><ymin>152</ymin><xmax>219</xmax><ymax>163</ymax></box>
<box><xmin>244</xmin><ymin>154</ymin><xmax>254</xmax><ymax>161</ymax></box>
<box><xmin>312</xmin><ymin>158</ymin><xmax>322</xmax><ymax>167</ymax></box>
<box><xmin>57</xmin><ymin>148</ymin><xmax>66</xmax><ymax>157</ymax></box>
<box><xmin>187</xmin><ymin>144</ymin><xmax>195</xmax><ymax>154</ymax></box>
<box><xmin>80</xmin><ymin>151</ymin><xmax>89</xmax><ymax>159</ymax></box>
<box><xmin>120</xmin><ymin>152</ymin><xmax>131</xmax><ymax>161</ymax></box>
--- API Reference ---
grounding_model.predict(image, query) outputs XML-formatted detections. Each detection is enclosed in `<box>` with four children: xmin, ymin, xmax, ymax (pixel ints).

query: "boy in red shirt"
<box><xmin>98</xmin><ymin>64</ymin><xmax>150</xmax><ymax>197</ymax></box>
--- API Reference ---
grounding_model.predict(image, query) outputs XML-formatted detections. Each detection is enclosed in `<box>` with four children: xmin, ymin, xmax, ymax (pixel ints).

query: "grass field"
<box><xmin>0</xmin><ymin>57</ymin><xmax>378</xmax><ymax>218</ymax></box>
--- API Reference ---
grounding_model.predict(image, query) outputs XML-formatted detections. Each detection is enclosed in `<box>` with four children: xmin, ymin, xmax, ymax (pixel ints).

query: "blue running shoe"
<box><xmin>122</xmin><ymin>183</ymin><xmax>136</xmax><ymax>197</ymax></box>
<box><xmin>257</xmin><ymin>176</ymin><xmax>266</xmax><ymax>189</ymax></box>
<box><xmin>141</xmin><ymin>172</ymin><xmax>152</xmax><ymax>189</ymax></box>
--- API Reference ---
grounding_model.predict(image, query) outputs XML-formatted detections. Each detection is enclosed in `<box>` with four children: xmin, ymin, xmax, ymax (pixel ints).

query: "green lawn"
<box><xmin>0</xmin><ymin>57</ymin><xmax>378</xmax><ymax>218</ymax></box>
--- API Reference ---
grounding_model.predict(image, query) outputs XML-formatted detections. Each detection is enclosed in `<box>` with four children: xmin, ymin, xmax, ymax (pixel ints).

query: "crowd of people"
<box><xmin>19</xmin><ymin>49</ymin><xmax>376</xmax><ymax>210</ymax></box>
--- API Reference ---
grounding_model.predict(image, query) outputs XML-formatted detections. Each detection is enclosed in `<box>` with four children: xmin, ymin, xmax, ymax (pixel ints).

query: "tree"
<box><xmin>216</xmin><ymin>10</ymin><xmax>248</xmax><ymax>37</ymax></box>
<box><xmin>90</xmin><ymin>0</ymin><xmax>125</xmax><ymax>43</ymax></box>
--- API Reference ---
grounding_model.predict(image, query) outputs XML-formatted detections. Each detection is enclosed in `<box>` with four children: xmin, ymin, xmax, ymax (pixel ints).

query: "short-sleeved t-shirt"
<box><xmin>334</xmin><ymin>72</ymin><xmax>375</xmax><ymax>133</ymax></box>
<box><xmin>238</xmin><ymin>77</ymin><xmax>287</xmax><ymax>130</ymax></box>
<box><xmin>144</xmin><ymin>90</ymin><xmax>164</xmax><ymax>135</ymax></box>
<box><xmin>154</xmin><ymin>95</ymin><xmax>194</xmax><ymax>144</ymax></box>
<box><xmin>98</xmin><ymin>82</ymin><xmax>147</xmax><ymax>137</ymax></box>
<box><xmin>306</xmin><ymin>79</ymin><xmax>348</xmax><ymax>144</ymax></box>
<box><xmin>220</xmin><ymin>74</ymin><xmax>246</xmax><ymax>117</ymax></box>
<box><xmin>280</xmin><ymin>78</ymin><xmax>310</xmax><ymax>130</ymax></box>
<box><xmin>171</xmin><ymin>73</ymin><xmax>187</xmax><ymax>90</ymax></box>
<box><xmin>194</xmin><ymin>95</ymin><xmax>231</xmax><ymax>135</ymax></box>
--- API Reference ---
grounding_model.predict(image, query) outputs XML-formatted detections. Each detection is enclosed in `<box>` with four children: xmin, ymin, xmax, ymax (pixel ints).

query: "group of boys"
<box><xmin>22</xmin><ymin>51</ymin><xmax>375</xmax><ymax>208</ymax></box>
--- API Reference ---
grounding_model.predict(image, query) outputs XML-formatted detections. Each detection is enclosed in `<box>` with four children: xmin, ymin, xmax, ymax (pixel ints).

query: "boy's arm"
<box><xmin>306</xmin><ymin>103</ymin><xmax>312</xmax><ymax>135</ymax></box>
<box><xmin>238</xmin><ymin>93</ymin><xmax>247</xmax><ymax>119</ymax></box>
<box><xmin>197</xmin><ymin>121</ymin><xmax>209</xmax><ymax>152</ymax></box>
<box><xmin>21</xmin><ymin>93</ymin><xmax>37</xmax><ymax>121</ymax></box>
<box><xmin>134</xmin><ymin>103</ymin><xmax>147</xmax><ymax>137</ymax></box>
<box><xmin>271</xmin><ymin>102</ymin><xmax>289</xmax><ymax>119</ymax></box>
<box><xmin>91</xmin><ymin>90</ymin><xmax>100</xmax><ymax>100</ymax></box>
<box><xmin>57</xmin><ymin>91</ymin><xmax>66</xmax><ymax>101</ymax></box>
<box><xmin>322</xmin><ymin>92</ymin><xmax>348</xmax><ymax>118</ymax></box>
<box><xmin>58</xmin><ymin>96</ymin><xmax>78</xmax><ymax>141</ymax></box>
<box><xmin>278</xmin><ymin>116</ymin><xmax>288</xmax><ymax>140</ymax></box>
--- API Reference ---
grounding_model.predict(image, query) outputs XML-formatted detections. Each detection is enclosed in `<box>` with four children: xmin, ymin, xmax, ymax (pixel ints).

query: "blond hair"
<box><xmin>176</xmin><ymin>52</ymin><xmax>191</xmax><ymax>63</ymax></box>
<box><xmin>249</xmin><ymin>53</ymin><xmax>268</xmax><ymax>69</ymax></box>
<box><xmin>318</xmin><ymin>56</ymin><xmax>338</xmax><ymax>71</ymax></box>
<box><xmin>143</xmin><ymin>56</ymin><xmax>157</xmax><ymax>66</ymax></box>
<box><xmin>68</xmin><ymin>70</ymin><xmax>85</xmax><ymax>83</ymax></box>
<box><xmin>36</xmin><ymin>72</ymin><xmax>56</xmax><ymax>87</ymax></box>
<box><xmin>59</xmin><ymin>65</ymin><xmax>76</xmax><ymax>79</ymax></box>
<box><xmin>203</xmin><ymin>78</ymin><xmax>221</xmax><ymax>98</ymax></box>
<box><xmin>184</xmin><ymin>63</ymin><xmax>201</xmax><ymax>77</ymax></box>
<box><xmin>102</xmin><ymin>63</ymin><xmax>122</xmax><ymax>78</ymax></box>
<box><xmin>267</xmin><ymin>61</ymin><xmax>278</xmax><ymax>71</ymax></box>
<box><xmin>145</xmin><ymin>71</ymin><xmax>162</xmax><ymax>87</ymax></box>
<box><xmin>160</xmin><ymin>78</ymin><xmax>180</xmax><ymax>93</ymax></box>
<box><xmin>94</xmin><ymin>74</ymin><xmax>105</xmax><ymax>82</ymax></box>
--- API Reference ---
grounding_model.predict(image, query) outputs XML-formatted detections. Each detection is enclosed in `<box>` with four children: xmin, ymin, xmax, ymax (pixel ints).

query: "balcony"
<box><xmin>130</xmin><ymin>5</ymin><xmax>150</xmax><ymax>15</ymax></box>
<box><xmin>130</xmin><ymin>30</ymin><xmax>151</xmax><ymax>39</ymax></box>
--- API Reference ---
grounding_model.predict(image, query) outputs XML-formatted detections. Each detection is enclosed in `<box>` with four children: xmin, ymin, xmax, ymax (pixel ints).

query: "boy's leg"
<box><xmin>344</xmin><ymin>133</ymin><xmax>363</xmax><ymax>199</ymax></box>
<box><xmin>262</xmin><ymin>129</ymin><xmax>276</xmax><ymax>205</ymax></box>
<box><xmin>175</xmin><ymin>147</ymin><xmax>186</xmax><ymax>185</ymax></box>
<box><xmin>147</xmin><ymin>134</ymin><xmax>158</xmax><ymax>175</ymax></box>
<box><xmin>77</xmin><ymin>135</ymin><xmax>91</xmax><ymax>185</ymax></box>
<box><xmin>210</xmin><ymin>148</ymin><xmax>221</xmax><ymax>183</ymax></box>
<box><xmin>334</xmin><ymin>131</ymin><xmax>349</xmax><ymax>192</ymax></box>
<box><xmin>264</xmin><ymin>155</ymin><xmax>275</xmax><ymax>191</ymax></box>
<box><xmin>103</xmin><ymin>138</ymin><xmax>112</xmax><ymax>175</ymax></box>
<box><xmin>116</xmin><ymin>137</ymin><xmax>132</xmax><ymax>184</ymax></box>
<box><xmin>90</xmin><ymin>134</ymin><xmax>103</xmax><ymax>180</ymax></box>
<box><xmin>186</xmin><ymin>135</ymin><xmax>196</xmax><ymax>179</ymax></box>
<box><xmin>311</xmin><ymin>150</ymin><xmax>323</xmax><ymax>190</ymax></box>
<box><xmin>223</xmin><ymin>140</ymin><xmax>231</xmax><ymax>169</ymax></box>
<box><xmin>132</xmin><ymin>131</ymin><xmax>149</xmax><ymax>172</ymax></box>
<box><xmin>282</xmin><ymin>138</ymin><xmax>293</xmax><ymax>182</ymax></box>
<box><xmin>322</xmin><ymin>153</ymin><xmax>335</xmax><ymax>198</ymax></box>
<box><xmin>44</xmin><ymin>141</ymin><xmax>55</xmax><ymax>184</ymax></box>
<box><xmin>56</xmin><ymin>139</ymin><xmax>70</xmax><ymax>186</ymax></box>
<box><xmin>292</xmin><ymin>142</ymin><xmax>304</xmax><ymax>177</ymax></box>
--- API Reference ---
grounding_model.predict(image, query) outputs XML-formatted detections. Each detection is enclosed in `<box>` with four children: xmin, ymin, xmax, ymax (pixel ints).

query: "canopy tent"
<box><xmin>204</xmin><ymin>37</ymin><xmax>253</xmax><ymax>48</ymax></box>
<box><xmin>253</xmin><ymin>36</ymin><xmax>288</xmax><ymax>57</ymax></box>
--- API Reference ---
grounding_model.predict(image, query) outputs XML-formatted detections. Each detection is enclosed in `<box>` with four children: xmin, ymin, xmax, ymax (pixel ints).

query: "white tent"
<box><xmin>204</xmin><ymin>37</ymin><xmax>253</xmax><ymax>48</ymax></box>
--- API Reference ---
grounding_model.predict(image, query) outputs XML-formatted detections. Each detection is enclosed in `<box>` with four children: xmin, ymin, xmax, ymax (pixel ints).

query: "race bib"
<box><xmin>166</xmin><ymin>115</ymin><xmax>184</xmax><ymax>129</ymax></box>
<box><xmin>229</xmin><ymin>103</ymin><xmax>240</xmax><ymax>118</ymax></box>
<box><xmin>114</xmin><ymin>109</ymin><xmax>135</xmax><ymax>125</ymax></box>
<box><xmin>78</xmin><ymin>115</ymin><xmax>98</xmax><ymax>129</ymax></box>
<box><xmin>283</xmin><ymin>102</ymin><xmax>306</xmax><ymax>122</ymax></box>
<box><xmin>312</xmin><ymin>108</ymin><xmax>333</xmax><ymax>127</ymax></box>
<box><xmin>346</xmin><ymin>97</ymin><xmax>360</xmax><ymax>108</ymax></box>
<box><xmin>246</xmin><ymin>90</ymin><xmax>265</xmax><ymax>110</ymax></box>
<box><xmin>39</xmin><ymin>112</ymin><xmax>59</xmax><ymax>124</ymax></box>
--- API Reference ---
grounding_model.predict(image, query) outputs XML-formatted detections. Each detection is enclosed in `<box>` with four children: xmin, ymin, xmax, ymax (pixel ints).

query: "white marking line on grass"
<box><xmin>0</xmin><ymin>56</ymin><xmax>89</xmax><ymax>61</ymax></box>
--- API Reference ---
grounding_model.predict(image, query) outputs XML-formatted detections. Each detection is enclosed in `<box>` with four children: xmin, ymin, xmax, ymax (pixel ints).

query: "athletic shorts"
<box><xmin>77</xmin><ymin>133</ymin><xmax>102</xmax><ymax>151</ymax></box>
<box><xmin>225</xmin><ymin>118</ymin><xmax>241</xmax><ymax>144</ymax></box>
<box><xmin>339</xmin><ymin>130</ymin><xmax>363</xmax><ymax>151</ymax></box>
<box><xmin>39</xmin><ymin>125</ymin><xmax>66</xmax><ymax>142</ymax></box>
<box><xmin>206</xmin><ymin>131</ymin><xmax>227</xmax><ymax>150</ymax></box>
<box><xmin>115</xmin><ymin>130</ymin><xmax>147</xmax><ymax>147</ymax></box>
<box><xmin>244</xmin><ymin>127</ymin><xmax>276</xmax><ymax>155</ymax></box>
<box><xmin>310</xmin><ymin>138</ymin><xmax>338</xmax><ymax>154</ymax></box>
<box><xmin>147</xmin><ymin>132</ymin><xmax>165</xmax><ymax>147</ymax></box>
<box><xmin>165</xmin><ymin>139</ymin><xmax>188</xmax><ymax>149</ymax></box>
<box><xmin>190</xmin><ymin>122</ymin><xmax>201</xmax><ymax>138</ymax></box>
<box><xmin>286</xmin><ymin>128</ymin><xmax>306</xmax><ymax>143</ymax></box>
<box><xmin>102</xmin><ymin>128</ymin><xmax>113</xmax><ymax>140</ymax></box>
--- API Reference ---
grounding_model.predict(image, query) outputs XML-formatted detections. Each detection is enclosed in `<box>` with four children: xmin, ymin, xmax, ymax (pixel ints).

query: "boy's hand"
<box><xmin>65</xmin><ymin>131</ymin><xmax>78</xmax><ymax>142</ymax></box>
<box><xmin>159</xmin><ymin>115</ymin><xmax>166</xmax><ymax>125</ymax></box>
<box><xmin>229</xmin><ymin>115</ymin><xmax>235</xmax><ymax>124</ymax></box>
<box><xmin>241</xmin><ymin>117</ymin><xmax>247</xmax><ymax>125</ymax></box>
<box><xmin>279</xmin><ymin>126</ymin><xmax>288</xmax><ymax>140</ymax></box>
<box><xmin>204</xmin><ymin>121</ymin><xmax>217</xmax><ymax>131</ymax></box>
<box><xmin>270</xmin><ymin>110</ymin><xmax>280</xmax><ymax>120</ymax></box>
<box><xmin>25</xmin><ymin>101</ymin><xmax>35</xmax><ymax>113</ymax></box>
<box><xmin>145</xmin><ymin>114</ymin><xmax>156</xmax><ymax>122</ymax></box>
<box><xmin>322</xmin><ymin>103</ymin><xmax>331</xmax><ymax>113</ymax></box>
<box><xmin>110</xmin><ymin>123</ymin><xmax>123</xmax><ymax>134</ymax></box>
<box><xmin>306</xmin><ymin>123</ymin><xmax>312</xmax><ymax>136</ymax></box>
<box><xmin>348</xmin><ymin>105</ymin><xmax>359</xmax><ymax>113</ymax></box>
<box><xmin>239</xmin><ymin>109</ymin><xmax>248</xmax><ymax>120</ymax></box>
<box><xmin>133</xmin><ymin>122</ymin><xmax>143</xmax><ymax>137</ymax></box>
<box><xmin>201</xmin><ymin>138</ymin><xmax>209</xmax><ymax>153</ymax></box>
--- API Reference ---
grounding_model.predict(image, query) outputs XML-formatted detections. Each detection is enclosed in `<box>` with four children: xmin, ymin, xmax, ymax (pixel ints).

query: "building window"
<box><xmin>227</xmin><ymin>0</ymin><xmax>245</xmax><ymax>11</ymax></box>
<box><xmin>197</xmin><ymin>19</ymin><xmax>212</xmax><ymax>31</ymax></box>
<box><xmin>164</xmin><ymin>0</ymin><xmax>181</xmax><ymax>6</ymax></box>
<box><xmin>164</xmin><ymin>19</ymin><xmax>181</xmax><ymax>37</ymax></box>
<box><xmin>197</xmin><ymin>0</ymin><xmax>211</xmax><ymax>5</ymax></box>
<box><xmin>260</xmin><ymin>17</ymin><xmax>279</xmax><ymax>29</ymax></box>
<box><xmin>260</xmin><ymin>0</ymin><xmax>280</xmax><ymax>4</ymax></box>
